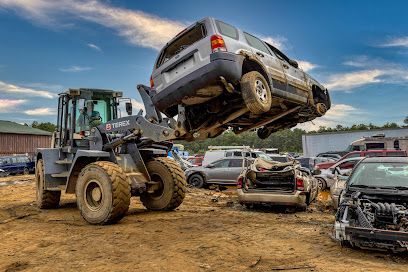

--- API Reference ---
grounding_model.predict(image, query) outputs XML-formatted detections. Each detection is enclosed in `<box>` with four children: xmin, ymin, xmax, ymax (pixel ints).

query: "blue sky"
<box><xmin>0</xmin><ymin>0</ymin><xmax>407</xmax><ymax>130</ymax></box>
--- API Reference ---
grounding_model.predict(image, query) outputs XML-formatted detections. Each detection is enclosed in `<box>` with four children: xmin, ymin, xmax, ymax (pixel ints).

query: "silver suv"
<box><xmin>151</xmin><ymin>17</ymin><xmax>330</xmax><ymax>140</ymax></box>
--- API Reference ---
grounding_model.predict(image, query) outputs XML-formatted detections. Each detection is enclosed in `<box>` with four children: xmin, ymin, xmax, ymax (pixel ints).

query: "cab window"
<box><xmin>75</xmin><ymin>99</ymin><xmax>108</xmax><ymax>132</ymax></box>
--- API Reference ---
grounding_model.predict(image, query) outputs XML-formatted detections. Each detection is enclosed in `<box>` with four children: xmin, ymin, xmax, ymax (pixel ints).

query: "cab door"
<box><xmin>243</xmin><ymin>33</ymin><xmax>286</xmax><ymax>90</ymax></box>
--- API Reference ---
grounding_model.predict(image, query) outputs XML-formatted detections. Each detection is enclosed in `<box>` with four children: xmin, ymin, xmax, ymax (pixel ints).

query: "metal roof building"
<box><xmin>302</xmin><ymin>127</ymin><xmax>408</xmax><ymax>157</ymax></box>
<box><xmin>0</xmin><ymin>120</ymin><xmax>52</xmax><ymax>156</ymax></box>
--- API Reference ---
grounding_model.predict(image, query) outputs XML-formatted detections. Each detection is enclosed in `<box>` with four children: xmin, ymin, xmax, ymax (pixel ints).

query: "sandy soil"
<box><xmin>1</xmin><ymin>175</ymin><xmax>408</xmax><ymax>272</ymax></box>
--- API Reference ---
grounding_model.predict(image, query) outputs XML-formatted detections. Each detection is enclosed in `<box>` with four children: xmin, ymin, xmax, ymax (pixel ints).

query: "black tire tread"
<box><xmin>36</xmin><ymin>159</ymin><xmax>61</xmax><ymax>209</ymax></box>
<box><xmin>142</xmin><ymin>157</ymin><xmax>186</xmax><ymax>210</ymax></box>
<box><xmin>78</xmin><ymin>161</ymin><xmax>130</xmax><ymax>224</ymax></box>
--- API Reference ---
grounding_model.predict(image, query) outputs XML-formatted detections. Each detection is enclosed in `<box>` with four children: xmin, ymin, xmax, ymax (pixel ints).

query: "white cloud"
<box><xmin>0</xmin><ymin>99</ymin><xmax>26</xmax><ymax>113</ymax></box>
<box><xmin>297</xmin><ymin>60</ymin><xmax>318</xmax><ymax>72</ymax></box>
<box><xmin>0</xmin><ymin>0</ymin><xmax>185</xmax><ymax>50</ymax></box>
<box><xmin>24</xmin><ymin>107</ymin><xmax>56</xmax><ymax>116</ymax></box>
<box><xmin>261</xmin><ymin>36</ymin><xmax>287</xmax><ymax>50</ymax></box>
<box><xmin>380</xmin><ymin>36</ymin><xmax>408</xmax><ymax>48</ymax></box>
<box><xmin>0</xmin><ymin>80</ymin><xmax>56</xmax><ymax>98</ymax></box>
<box><xmin>296</xmin><ymin>104</ymin><xmax>360</xmax><ymax>131</ymax></box>
<box><xmin>59</xmin><ymin>66</ymin><xmax>93</xmax><ymax>72</ymax></box>
<box><xmin>87</xmin><ymin>43</ymin><xmax>102</xmax><ymax>52</ymax></box>
<box><xmin>325</xmin><ymin>69</ymin><xmax>384</xmax><ymax>90</ymax></box>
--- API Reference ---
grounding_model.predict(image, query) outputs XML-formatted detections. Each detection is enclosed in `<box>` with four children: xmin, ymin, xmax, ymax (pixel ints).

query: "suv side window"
<box><xmin>215</xmin><ymin>20</ymin><xmax>239</xmax><ymax>40</ymax></box>
<box><xmin>229</xmin><ymin>159</ymin><xmax>243</xmax><ymax>167</ymax></box>
<box><xmin>244</xmin><ymin>33</ymin><xmax>270</xmax><ymax>54</ymax></box>
<box><xmin>225</xmin><ymin>152</ymin><xmax>232</xmax><ymax>157</ymax></box>
<box><xmin>212</xmin><ymin>159</ymin><xmax>230</xmax><ymax>168</ymax></box>
<box><xmin>233</xmin><ymin>151</ymin><xmax>242</xmax><ymax>157</ymax></box>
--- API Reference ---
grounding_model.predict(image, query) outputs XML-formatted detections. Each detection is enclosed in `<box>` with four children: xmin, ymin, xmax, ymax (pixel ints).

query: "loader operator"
<box><xmin>77</xmin><ymin>100</ymin><xmax>101</xmax><ymax>131</ymax></box>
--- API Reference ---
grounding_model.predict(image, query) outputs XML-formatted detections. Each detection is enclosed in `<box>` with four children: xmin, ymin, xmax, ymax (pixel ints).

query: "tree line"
<box><xmin>26</xmin><ymin>117</ymin><xmax>408</xmax><ymax>155</ymax></box>
<box><xmin>178</xmin><ymin>119</ymin><xmax>408</xmax><ymax>154</ymax></box>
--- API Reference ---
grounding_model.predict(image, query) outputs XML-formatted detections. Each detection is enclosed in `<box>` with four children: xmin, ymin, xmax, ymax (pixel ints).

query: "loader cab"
<box><xmin>55</xmin><ymin>88</ymin><xmax>128</xmax><ymax>149</ymax></box>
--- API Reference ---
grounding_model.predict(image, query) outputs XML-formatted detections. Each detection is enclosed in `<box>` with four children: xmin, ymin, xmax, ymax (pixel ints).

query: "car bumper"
<box><xmin>237</xmin><ymin>189</ymin><xmax>307</xmax><ymax>207</ymax></box>
<box><xmin>152</xmin><ymin>52</ymin><xmax>244</xmax><ymax>113</ymax></box>
<box><xmin>335</xmin><ymin>224</ymin><xmax>408</xmax><ymax>252</ymax></box>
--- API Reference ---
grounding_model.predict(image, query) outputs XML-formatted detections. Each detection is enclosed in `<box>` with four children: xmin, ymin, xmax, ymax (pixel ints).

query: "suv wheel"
<box><xmin>240</xmin><ymin>71</ymin><xmax>272</xmax><ymax>114</ymax></box>
<box><xmin>188</xmin><ymin>173</ymin><xmax>205</xmax><ymax>188</ymax></box>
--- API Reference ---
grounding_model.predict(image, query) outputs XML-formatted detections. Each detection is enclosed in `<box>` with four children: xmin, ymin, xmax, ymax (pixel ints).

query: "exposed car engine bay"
<box><xmin>334</xmin><ymin>191</ymin><xmax>408</xmax><ymax>252</ymax></box>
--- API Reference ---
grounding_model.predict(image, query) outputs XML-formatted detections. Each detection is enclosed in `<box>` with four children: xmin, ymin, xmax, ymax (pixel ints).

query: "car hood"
<box><xmin>185</xmin><ymin>166</ymin><xmax>206</xmax><ymax>173</ymax></box>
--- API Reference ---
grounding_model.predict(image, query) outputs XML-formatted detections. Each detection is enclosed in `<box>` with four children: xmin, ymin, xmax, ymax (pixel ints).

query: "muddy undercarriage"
<box><xmin>178</xmin><ymin>88</ymin><xmax>326</xmax><ymax>141</ymax></box>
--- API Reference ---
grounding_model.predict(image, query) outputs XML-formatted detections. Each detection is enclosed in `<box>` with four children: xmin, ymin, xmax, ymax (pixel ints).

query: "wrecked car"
<box><xmin>334</xmin><ymin>157</ymin><xmax>408</xmax><ymax>252</ymax></box>
<box><xmin>150</xmin><ymin>17</ymin><xmax>330</xmax><ymax>140</ymax></box>
<box><xmin>237</xmin><ymin>158</ymin><xmax>318</xmax><ymax>210</ymax></box>
<box><xmin>316</xmin><ymin>157</ymin><xmax>363</xmax><ymax>190</ymax></box>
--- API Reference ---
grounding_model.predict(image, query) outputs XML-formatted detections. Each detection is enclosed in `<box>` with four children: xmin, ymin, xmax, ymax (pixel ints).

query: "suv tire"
<box><xmin>188</xmin><ymin>173</ymin><xmax>205</xmax><ymax>188</ymax></box>
<box><xmin>241</xmin><ymin>71</ymin><xmax>272</xmax><ymax>114</ymax></box>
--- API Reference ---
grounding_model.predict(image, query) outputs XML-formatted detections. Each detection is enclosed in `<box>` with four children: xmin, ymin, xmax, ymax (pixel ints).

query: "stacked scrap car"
<box><xmin>237</xmin><ymin>158</ymin><xmax>318</xmax><ymax>210</ymax></box>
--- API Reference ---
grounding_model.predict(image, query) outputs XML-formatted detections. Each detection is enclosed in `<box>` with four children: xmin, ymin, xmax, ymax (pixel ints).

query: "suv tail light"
<box><xmin>296</xmin><ymin>177</ymin><xmax>304</xmax><ymax>191</ymax></box>
<box><xmin>211</xmin><ymin>35</ymin><xmax>227</xmax><ymax>53</ymax></box>
<box><xmin>237</xmin><ymin>176</ymin><xmax>243</xmax><ymax>189</ymax></box>
<box><xmin>150</xmin><ymin>75</ymin><xmax>154</xmax><ymax>88</ymax></box>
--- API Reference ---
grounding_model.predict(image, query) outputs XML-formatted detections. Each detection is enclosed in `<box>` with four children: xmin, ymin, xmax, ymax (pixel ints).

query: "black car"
<box><xmin>0</xmin><ymin>155</ymin><xmax>35</xmax><ymax>176</ymax></box>
<box><xmin>334</xmin><ymin>157</ymin><xmax>408</xmax><ymax>252</ymax></box>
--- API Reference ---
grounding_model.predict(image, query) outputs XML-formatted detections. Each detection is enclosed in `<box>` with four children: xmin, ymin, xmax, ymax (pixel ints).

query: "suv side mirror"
<box><xmin>125</xmin><ymin>102</ymin><xmax>132</xmax><ymax>115</ymax></box>
<box><xmin>289</xmin><ymin>59</ymin><xmax>298</xmax><ymax>68</ymax></box>
<box><xmin>206</xmin><ymin>164</ymin><xmax>214</xmax><ymax>168</ymax></box>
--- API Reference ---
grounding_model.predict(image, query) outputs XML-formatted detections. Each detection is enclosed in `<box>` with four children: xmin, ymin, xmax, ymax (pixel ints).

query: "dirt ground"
<box><xmin>1</xmin><ymin>175</ymin><xmax>408</xmax><ymax>272</ymax></box>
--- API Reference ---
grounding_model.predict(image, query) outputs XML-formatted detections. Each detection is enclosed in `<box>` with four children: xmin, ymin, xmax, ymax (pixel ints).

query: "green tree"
<box><xmin>31</xmin><ymin>121</ymin><xmax>56</xmax><ymax>132</ymax></box>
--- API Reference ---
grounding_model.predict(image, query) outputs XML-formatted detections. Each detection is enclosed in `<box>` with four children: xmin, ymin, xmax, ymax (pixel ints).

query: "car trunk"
<box><xmin>153</xmin><ymin>22</ymin><xmax>212</xmax><ymax>92</ymax></box>
<box><xmin>245</xmin><ymin>160</ymin><xmax>296</xmax><ymax>192</ymax></box>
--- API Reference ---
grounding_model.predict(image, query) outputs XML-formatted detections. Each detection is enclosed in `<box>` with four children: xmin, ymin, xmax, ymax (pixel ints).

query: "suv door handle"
<box><xmin>283</xmin><ymin>63</ymin><xmax>289</xmax><ymax>69</ymax></box>
<box><xmin>256</xmin><ymin>52</ymin><xmax>264</xmax><ymax>57</ymax></box>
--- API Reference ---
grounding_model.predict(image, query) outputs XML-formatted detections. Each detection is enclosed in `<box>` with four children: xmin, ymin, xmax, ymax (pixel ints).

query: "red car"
<box><xmin>315</xmin><ymin>149</ymin><xmax>407</xmax><ymax>170</ymax></box>
<box><xmin>187</xmin><ymin>155</ymin><xmax>204</xmax><ymax>166</ymax></box>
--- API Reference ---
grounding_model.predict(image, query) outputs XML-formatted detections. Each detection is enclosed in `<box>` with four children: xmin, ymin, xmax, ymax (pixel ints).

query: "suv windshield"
<box><xmin>349</xmin><ymin>162</ymin><xmax>408</xmax><ymax>188</ymax></box>
<box><xmin>157</xmin><ymin>23</ymin><xmax>206</xmax><ymax>68</ymax></box>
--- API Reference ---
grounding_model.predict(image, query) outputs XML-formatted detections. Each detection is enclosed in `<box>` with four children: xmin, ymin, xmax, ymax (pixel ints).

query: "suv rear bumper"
<box><xmin>237</xmin><ymin>189</ymin><xmax>307</xmax><ymax>207</ymax></box>
<box><xmin>152</xmin><ymin>52</ymin><xmax>244</xmax><ymax>113</ymax></box>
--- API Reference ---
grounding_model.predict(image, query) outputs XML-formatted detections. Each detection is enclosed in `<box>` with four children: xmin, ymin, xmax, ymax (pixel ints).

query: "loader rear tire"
<box><xmin>36</xmin><ymin>159</ymin><xmax>61</xmax><ymax>209</ymax></box>
<box><xmin>141</xmin><ymin>157</ymin><xmax>186</xmax><ymax>211</ymax></box>
<box><xmin>241</xmin><ymin>71</ymin><xmax>272</xmax><ymax>114</ymax></box>
<box><xmin>76</xmin><ymin>161</ymin><xmax>130</xmax><ymax>225</ymax></box>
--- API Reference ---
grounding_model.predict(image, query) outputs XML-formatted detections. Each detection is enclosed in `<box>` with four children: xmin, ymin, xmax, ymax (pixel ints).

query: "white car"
<box><xmin>315</xmin><ymin>157</ymin><xmax>363</xmax><ymax>190</ymax></box>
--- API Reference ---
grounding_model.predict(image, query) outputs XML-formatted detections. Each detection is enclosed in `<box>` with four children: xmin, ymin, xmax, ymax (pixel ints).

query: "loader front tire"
<box><xmin>76</xmin><ymin>161</ymin><xmax>130</xmax><ymax>225</ymax></box>
<box><xmin>36</xmin><ymin>159</ymin><xmax>61</xmax><ymax>209</ymax></box>
<box><xmin>141</xmin><ymin>157</ymin><xmax>186</xmax><ymax>211</ymax></box>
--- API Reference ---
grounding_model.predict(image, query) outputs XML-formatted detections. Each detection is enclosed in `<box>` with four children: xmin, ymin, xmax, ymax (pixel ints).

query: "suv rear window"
<box><xmin>156</xmin><ymin>24</ymin><xmax>206</xmax><ymax>68</ymax></box>
<box><xmin>215</xmin><ymin>20</ymin><xmax>238</xmax><ymax>39</ymax></box>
